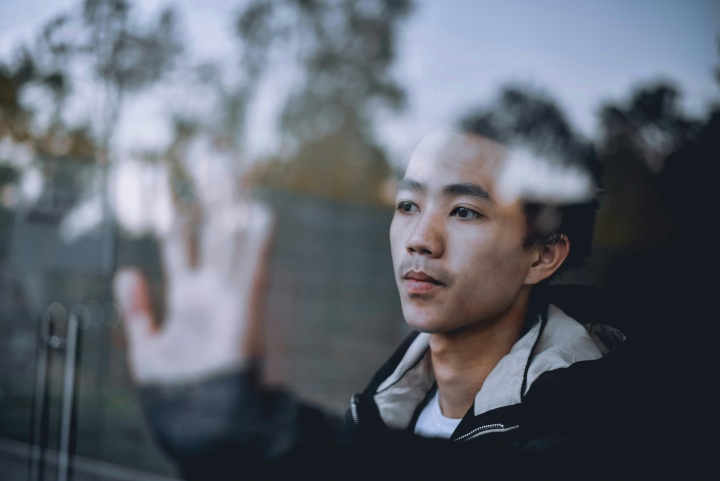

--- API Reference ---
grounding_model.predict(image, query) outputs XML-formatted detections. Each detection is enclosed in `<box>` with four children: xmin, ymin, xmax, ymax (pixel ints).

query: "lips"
<box><xmin>404</xmin><ymin>270</ymin><xmax>443</xmax><ymax>284</ymax></box>
<box><xmin>403</xmin><ymin>270</ymin><xmax>445</xmax><ymax>295</ymax></box>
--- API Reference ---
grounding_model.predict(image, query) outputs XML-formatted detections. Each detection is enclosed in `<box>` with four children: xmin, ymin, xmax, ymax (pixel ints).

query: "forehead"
<box><xmin>404</xmin><ymin>129</ymin><xmax>506</xmax><ymax>188</ymax></box>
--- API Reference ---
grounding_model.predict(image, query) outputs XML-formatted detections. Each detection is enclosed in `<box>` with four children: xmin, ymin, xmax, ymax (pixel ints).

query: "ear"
<box><xmin>524</xmin><ymin>234</ymin><xmax>570</xmax><ymax>285</ymax></box>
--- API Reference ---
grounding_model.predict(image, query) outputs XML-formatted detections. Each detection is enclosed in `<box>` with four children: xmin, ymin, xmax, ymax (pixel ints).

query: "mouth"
<box><xmin>403</xmin><ymin>270</ymin><xmax>445</xmax><ymax>294</ymax></box>
<box><xmin>404</xmin><ymin>270</ymin><xmax>444</xmax><ymax>284</ymax></box>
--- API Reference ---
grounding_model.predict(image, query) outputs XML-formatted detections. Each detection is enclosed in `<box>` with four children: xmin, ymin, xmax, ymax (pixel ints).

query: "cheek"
<box><xmin>389</xmin><ymin>216</ymin><xmax>405</xmax><ymax>262</ymax></box>
<box><xmin>389</xmin><ymin>217</ymin><xmax>399</xmax><ymax>247</ymax></box>
<box><xmin>448</xmin><ymin>264</ymin><xmax>524</xmax><ymax>324</ymax></box>
<box><xmin>451</xmin><ymin>232</ymin><xmax>530</xmax><ymax>290</ymax></box>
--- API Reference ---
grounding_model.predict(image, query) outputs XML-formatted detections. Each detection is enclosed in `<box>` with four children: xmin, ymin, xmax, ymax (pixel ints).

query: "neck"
<box><xmin>430</xmin><ymin>289</ymin><xmax>532</xmax><ymax>419</ymax></box>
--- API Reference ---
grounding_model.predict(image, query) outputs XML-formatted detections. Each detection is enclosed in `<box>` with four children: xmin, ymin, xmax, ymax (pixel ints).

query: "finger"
<box><xmin>197</xmin><ymin>162</ymin><xmax>243</xmax><ymax>270</ymax></box>
<box><xmin>228</xmin><ymin>201</ymin><xmax>275</xmax><ymax>283</ymax></box>
<box><xmin>201</xmin><ymin>199</ymin><xmax>250</xmax><ymax>275</ymax></box>
<box><xmin>113</xmin><ymin>267</ymin><xmax>159</xmax><ymax>347</ymax></box>
<box><xmin>239</xmin><ymin>202</ymin><xmax>276</xmax><ymax>358</ymax></box>
<box><xmin>160</xmin><ymin>210</ymin><xmax>198</xmax><ymax>278</ymax></box>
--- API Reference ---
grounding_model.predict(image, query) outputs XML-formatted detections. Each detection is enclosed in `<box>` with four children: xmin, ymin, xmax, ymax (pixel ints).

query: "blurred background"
<box><xmin>0</xmin><ymin>0</ymin><xmax>718</xmax><ymax>479</ymax></box>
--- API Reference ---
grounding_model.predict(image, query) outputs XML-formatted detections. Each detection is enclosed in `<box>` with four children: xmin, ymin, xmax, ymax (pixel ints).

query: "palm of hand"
<box><xmin>114</xmin><ymin>201</ymin><xmax>274</xmax><ymax>385</ymax></box>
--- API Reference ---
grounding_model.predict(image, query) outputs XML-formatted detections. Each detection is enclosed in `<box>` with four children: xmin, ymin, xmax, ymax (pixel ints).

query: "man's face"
<box><xmin>390</xmin><ymin>130</ymin><xmax>538</xmax><ymax>334</ymax></box>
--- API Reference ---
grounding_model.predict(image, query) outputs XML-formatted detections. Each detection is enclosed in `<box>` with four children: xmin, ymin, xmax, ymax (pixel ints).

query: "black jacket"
<box><xmin>139</xmin><ymin>285</ymin><xmax>699</xmax><ymax>480</ymax></box>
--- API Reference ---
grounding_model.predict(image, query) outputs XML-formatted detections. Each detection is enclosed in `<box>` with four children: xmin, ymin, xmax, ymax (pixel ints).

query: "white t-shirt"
<box><xmin>413</xmin><ymin>390</ymin><xmax>462</xmax><ymax>439</ymax></box>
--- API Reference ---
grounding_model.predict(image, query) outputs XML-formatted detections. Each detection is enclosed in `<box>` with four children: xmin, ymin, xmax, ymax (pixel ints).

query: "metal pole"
<box><xmin>57</xmin><ymin>312</ymin><xmax>79</xmax><ymax>481</ymax></box>
<box><xmin>28</xmin><ymin>311</ymin><xmax>52</xmax><ymax>481</ymax></box>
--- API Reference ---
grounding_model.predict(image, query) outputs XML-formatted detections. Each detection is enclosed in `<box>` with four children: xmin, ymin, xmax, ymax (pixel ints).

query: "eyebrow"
<box><xmin>443</xmin><ymin>183</ymin><xmax>493</xmax><ymax>202</ymax></box>
<box><xmin>397</xmin><ymin>178</ymin><xmax>493</xmax><ymax>202</ymax></box>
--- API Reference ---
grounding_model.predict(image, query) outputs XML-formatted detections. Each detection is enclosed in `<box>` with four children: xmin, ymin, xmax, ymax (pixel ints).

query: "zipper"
<box><xmin>350</xmin><ymin>395</ymin><xmax>360</xmax><ymax>425</ymax></box>
<box><xmin>351</xmin><ymin>392</ymin><xmax>515</xmax><ymax>439</ymax></box>
<box><xmin>453</xmin><ymin>423</ymin><xmax>517</xmax><ymax>442</ymax></box>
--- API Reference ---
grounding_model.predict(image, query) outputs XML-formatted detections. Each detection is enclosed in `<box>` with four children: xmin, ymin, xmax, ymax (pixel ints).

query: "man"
<box><xmin>113</xmin><ymin>90</ymin><xmax>645</xmax><ymax>480</ymax></box>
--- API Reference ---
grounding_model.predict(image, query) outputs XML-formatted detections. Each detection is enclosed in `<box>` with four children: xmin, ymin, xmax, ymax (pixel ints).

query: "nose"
<box><xmin>405</xmin><ymin>211</ymin><xmax>444</xmax><ymax>258</ymax></box>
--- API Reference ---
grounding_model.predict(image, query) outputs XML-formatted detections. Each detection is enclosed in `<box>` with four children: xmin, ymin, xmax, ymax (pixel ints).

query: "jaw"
<box><xmin>401</xmin><ymin>282</ymin><xmax>534</xmax><ymax>337</ymax></box>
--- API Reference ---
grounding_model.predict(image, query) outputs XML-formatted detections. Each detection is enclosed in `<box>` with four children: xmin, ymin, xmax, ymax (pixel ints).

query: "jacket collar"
<box><xmin>371</xmin><ymin>304</ymin><xmax>623</xmax><ymax>431</ymax></box>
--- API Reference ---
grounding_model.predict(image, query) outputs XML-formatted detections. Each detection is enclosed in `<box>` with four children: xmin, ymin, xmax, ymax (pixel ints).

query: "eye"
<box><xmin>451</xmin><ymin>206</ymin><xmax>482</xmax><ymax>220</ymax></box>
<box><xmin>396</xmin><ymin>200</ymin><xmax>418</xmax><ymax>213</ymax></box>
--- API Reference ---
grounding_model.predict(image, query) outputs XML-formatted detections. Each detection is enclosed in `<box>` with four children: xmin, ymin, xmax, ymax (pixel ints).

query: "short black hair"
<box><xmin>457</xmin><ymin>86</ymin><xmax>603</xmax><ymax>280</ymax></box>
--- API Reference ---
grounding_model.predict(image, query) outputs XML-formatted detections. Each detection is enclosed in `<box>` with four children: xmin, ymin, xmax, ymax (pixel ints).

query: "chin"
<box><xmin>403</xmin><ymin>312</ymin><xmax>447</xmax><ymax>334</ymax></box>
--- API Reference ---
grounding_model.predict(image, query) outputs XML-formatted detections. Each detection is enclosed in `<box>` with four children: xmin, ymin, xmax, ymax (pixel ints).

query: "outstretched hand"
<box><xmin>113</xmin><ymin>200</ymin><xmax>275</xmax><ymax>385</ymax></box>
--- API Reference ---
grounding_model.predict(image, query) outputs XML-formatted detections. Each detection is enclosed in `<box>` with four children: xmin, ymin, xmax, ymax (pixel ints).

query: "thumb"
<box><xmin>112</xmin><ymin>267</ymin><xmax>158</xmax><ymax>348</ymax></box>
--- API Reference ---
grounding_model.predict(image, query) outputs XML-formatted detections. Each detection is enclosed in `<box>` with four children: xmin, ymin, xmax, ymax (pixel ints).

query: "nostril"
<box><xmin>407</xmin><ymin>246</ymin><xmax>434</xmax><ymax>256</ymax></box>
